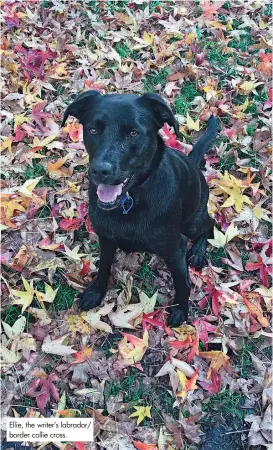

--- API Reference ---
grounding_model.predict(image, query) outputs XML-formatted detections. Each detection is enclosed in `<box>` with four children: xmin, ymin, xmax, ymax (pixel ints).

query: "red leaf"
<box><xmin>59</xmin><ymin>218</ymin><xmax>83</xmax><ymax>231</ymax></box>
<box><xmin>26</xmin><ymin>372</ymin><xmax>60</xmax><ymax>413</ymax></box>
<box><xmin>192</xmin><ymin>317</ymin><xmax>217</xmax><ymax>349</ymax></box>
<box><xmin>199</xmin><ymin>369</ymin><xmax>221</xmax><ymax>394</ymax></box>
<box><xmin>85</xmin><ymin>216</ymin><xmax>95</xmax><ymax>233</ymax></box>
<box><xmin>79</xmin><ymin>260</ymin><xmax>91</xmax><ymax>276</ymax></box>
<box><xmin>77</xmin><ymin>202</ymin><xmax>88</xmax><ymax>219</ymax></box>
<box><xmin>74</xmin><ymin>443</ymin><xmax>86</xmax><ymax>450</ymax></box>
<box><xmin>246</xmin><ymin>256</ymin><xmax>270</xmax><ymax>288</ymax></box>
<box><xmin>32</xmin><ymin>101</ymin><xmax>50</xmax><ymax>130</ymax></box>
<box><xmin>131</xmin><ymin>441</ymin><xmax>158</xmax><ymax>450</ymax></box>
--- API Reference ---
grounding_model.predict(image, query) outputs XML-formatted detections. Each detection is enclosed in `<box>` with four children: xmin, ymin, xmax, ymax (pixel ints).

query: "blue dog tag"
<box><xmin>121</xmin><ymin>193</ymin><xmax>134</xmax><ymax>214</ymax></box>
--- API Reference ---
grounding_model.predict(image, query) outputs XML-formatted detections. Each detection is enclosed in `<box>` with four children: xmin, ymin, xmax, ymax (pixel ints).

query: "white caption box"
<box><xmin>7</xmin><ymin>418</ymin><xmax>94</xmax><ymax>442</ymax></box>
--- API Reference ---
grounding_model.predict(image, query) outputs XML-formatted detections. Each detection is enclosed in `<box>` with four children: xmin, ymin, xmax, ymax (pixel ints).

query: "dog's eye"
<box><xmin>130</xmin><ymin>130</ymin><xmax>139</xmax><ymax>137</ymax></box>
<box><xmin>89</xmin><ymin>128</ymin><xmax>97</xmax><ymax>135</ymax></box>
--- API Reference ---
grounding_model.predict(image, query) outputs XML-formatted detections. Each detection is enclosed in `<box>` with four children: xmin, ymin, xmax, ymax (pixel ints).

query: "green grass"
<box><xmin>208</xmin><ymin>247</ymin><xmax>227</xmax><ymax>268</ymax></box>
<box><xmin>104</xmin><ymin>368</ymin><xmax>178</xmax><ymax>424</ymax></box>
<box><xmin>23</xmin><ymin>160</ymin><xmax>55</xmax><ymax>187</ymax></box>
<box><xmin>3</xmin><ymin>305</ymin><xmax>29</xmax><ymax>327</ymax></box>
<box><xmin>264</xmin><ymin>3</ymin><xmax>272</xmax><ymax>16</ymax></box>
<box><xmin>115</xmin><ymin>42</ymin><xmax>131</xmax><ymax>59</ymax></box>
<box><xmin>174</xmin><ymin>81</ymin><xmax>201</xmax><ymax>116</ymax></box>
<box><xmin>202</xmin><ymin>391</ymin><xmax>253</xmax><ymax>422</ymax></box>
<box><xmin>234</xmin><ymin>337</ymin><xmax>272</xmax><ymax>378</ymax></box>
<box><xmin>228</xmin><ymin>35</ymin><xmax>256</xmax><ymax>53</ymax></box>
<box><xmin>134</xmin><ymin>257</ymin><xmax>157</xmax><ymax>296</ymax></box>
<box><xmin>53</xmin><ymin>280</ymin><xmax>77</xmax><ymax>311</ymax></box>
<box><xmin>144</xmin><ymin>68</ymin><xmax>169</xmax><ymax>92</ymax></box>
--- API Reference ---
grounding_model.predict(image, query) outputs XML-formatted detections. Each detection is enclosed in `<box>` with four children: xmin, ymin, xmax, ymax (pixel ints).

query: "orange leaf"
<box><xmin>72</xmin><ymin>346</ymin><xmax>93</xmax><ymax>364</ymax></box>
<box><xmin>243</xmin><ymin>292</ymin><xmax>270</xmax><ymax>328</ymax></box>
<box><xmin>132</xmin><ymin>440</ymin><xmax>158</xmax><ymax>450</ymax></box>
<box><xmin>199</xmin><ymin>351</ymin><xmax>232</xmax><ymax>379</ymax></box>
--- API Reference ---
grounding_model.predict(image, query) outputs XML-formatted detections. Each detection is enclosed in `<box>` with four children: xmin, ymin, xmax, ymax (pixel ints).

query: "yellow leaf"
<box><xmin>226</xmin><ymin>20</ymin><xmax>233</xmax><ymax>30</ymax></box>
<box><xmin>143</xmin><ymin>31</ymin><xmax>154</xmax><ymax>45</ymax></box>
<box><xmin>0</xmin><ymin>138</ymin><xmax>12</xmax><ymax>152</ymax></box>
<box><xmin>186</xmin><ymin>113</ymin><xmax>200</xmax><ymax>131</ymax></box>
<box><xmin>18</xmin><ymin>177</ymin><xmax>43</xmax><ymax>197</ymax></box>
<box><xmin>239</xmin><ymin>80</ymin><xmax>264</xmax><ymax>94</ymax></box>
<box><xmin>10</xmin><ymin>277</ymin><xmax>34</xmax><ymax>312</ymax></box>
<box><xmin>207</xmin><ymin>224</ymin><xmax>239</xmax><ymax>248</ymax></box>
<box><xmin>35</xmin><ymin>283</ymin><xmax>59</xmax><ymax>304</ymax></box>
<box><xmin>130</xmin><ymin>406</ymin><xmax>152</xmax><ymax>425</ymax></box>
<box><xmin>67</xmin><ymin>314</ymin><xmax>91</xmax><ymax>334</ymax></box>
<box><xmin>14</xmin><ymin>114</ymin><xmax>29</xmax><ymax>131</ymax></box>
<box><xmin>67</xmin><ymin>181</ymin><xmax>81</xmax><ymax>193</ymax></box>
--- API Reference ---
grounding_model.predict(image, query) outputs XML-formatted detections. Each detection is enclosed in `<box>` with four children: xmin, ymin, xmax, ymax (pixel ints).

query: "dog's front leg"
<box><xmin>164</xmin><ymin>235</ymin><xmax>190</xmax><ymax>327</ymax></box>
<box><xmin>79</xmin><ymin>235</ymin><xmax>117</xmax><ymax>311</ymax></box>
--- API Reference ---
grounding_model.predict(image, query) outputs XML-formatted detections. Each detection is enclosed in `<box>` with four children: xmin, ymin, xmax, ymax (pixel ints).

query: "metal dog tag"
<box><xmin>121</xmin><ymin>193</ymin><xmax>134</xmax><ymax>214</ymax></box>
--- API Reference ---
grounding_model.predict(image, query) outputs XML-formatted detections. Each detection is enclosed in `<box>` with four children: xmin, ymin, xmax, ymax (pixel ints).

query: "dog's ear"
<box><xmin>61</xmin><ymin>90</ymin><xmax>101</xmax><ymax>127</ymax></box>
<box><xmin>139</xmin><ymin>93</ymin><xmax>179</xmax><ymax>135</ymax></box>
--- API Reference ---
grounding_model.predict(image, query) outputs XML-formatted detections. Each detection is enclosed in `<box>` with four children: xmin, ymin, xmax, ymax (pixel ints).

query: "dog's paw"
<box><xmin>79</xmin><ymin>284</ymin><xmax>103</xmax><ymax>311</ymax></box>
<box><xmin>187</xmin><ymin>245</ymin><xmax>206</xmax><ymax>271</ymax></box>
<box><xmin>167</xmin><ymin>306</ymin><xmax>188</xmax><ymax>328</ymax></box>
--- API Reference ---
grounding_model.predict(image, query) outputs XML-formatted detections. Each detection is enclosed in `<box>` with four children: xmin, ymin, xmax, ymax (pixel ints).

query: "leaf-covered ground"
<box><xmin>1</xmin><ymin>1</ymin><xmax>272</xmax><ymax>449</ymax></box>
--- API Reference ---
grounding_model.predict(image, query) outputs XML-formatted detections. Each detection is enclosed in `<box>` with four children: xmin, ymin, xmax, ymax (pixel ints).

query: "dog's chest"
<box><xmin>89</xmin><ymin>198</ymin><xmax>180</xmax><ymax>254</ymax></box>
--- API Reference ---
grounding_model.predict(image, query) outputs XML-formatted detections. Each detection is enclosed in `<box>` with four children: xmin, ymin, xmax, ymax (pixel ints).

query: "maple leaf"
<box><xmin>130</xmin><ymin>405</ymin><xmax>152</xmax><ymax>425</ymax></box>
<box><xmin>82</xmin><ymin>302</ymin><xmax>115</xmax><ymax>332</ymax></box>
<box><xmin>208</xmin><ymin>223</ymin><xmax>239</xmax><ymax>248</ymax></box>
<box><xmin>199</xmin><ymin>369</ymin><xmax>221</xmax><ymax>394</ymax></box>
<box><xmin>213</xmin><ymin>171</ymin><xmax>254</xmax><ymax>213</ymax></box>
<box><xmin>10</xmin><ymin>277</ymin><xmax>34</xmax><ymax>312</ymax></box>
<box><xmin>199</xmin><ymin>351</ymin><xmax>232</xmax><ymax>379</ymax></box>
<box><xmin>42</xmin><ymin>334</ymin><xmax>77</xmax><ymax>356</ymax></box>
<box><xmin>72</xmin><ymin>346</ymin><xmax>93</xmax><ymax>364</ymax></box>
<box><xmin>59</xmin><ymin>218</ymin><xmax>83</xmax><ymax>231</ymax></box>
<box><xmin>243</xmin><ymin>292</ymin><xmax>269</xmax><ymax>328</ymax></box>
<box><xmin>177</xmin><ymin>369</ymin><xmax>198</xmax><ymax>398</ymax></box>
<box><xmin>117</xmin><ymin>329</ymin><xmax>149</xmax><ymax>370</ymax></box>
<box><xmin>63</xmin><ymin>120</ymin><xmax>83</xmax><ymax>142</ymax></box>
<box><xmin>238</xmin><ymin>79</ymin><xmax>264</xmax><ymax>95</ymax></box>
<box><xmin>139</xmin><ymin>290</ymin><xmax>158</xmax><ymax>314</ymax></box>
<box><xmin>0</xmin><ymin>346</ymin><xmax>22</xmax><ymax>365</ymax></box>
<box><xmin>108</xmin><ymin>303</ymin><xmax>143</xmax><ymax>329</ymax></box>
<box><xmin>48</xmin><ymin>155</ymin><xmax>72</xmax><ymax>177</ymax></box>
<box><xmin>186</xmin><ymin>112</ymin><xmax>200</xmax><ymax>131</ymax></box>
<box><xmin>26</xmin><ymin>370</ymin><xmax>60</xmax><ymax>413</ymax></box>
<box><xmin>246</xmin><ymin>256</ymin><xmax>271</xmax><ymax>288</ymax></box>
<box><xmin>63</xmin><ymin>244</ymin><xmax>88</xmax><ymax>261</ymax></box>
<box><xmin>201</xmin><ymin>1</ymin><xmax>225</xmax><ymax>16</ymax></box>
<box><xmin>67</xmin><ymin>314</ymin><xmax>91</xmax><ymax>334</ymax></box>
<box><xmin>132</xmin><ymin>441</ymin><xmax>158</xmax><ymax>450</ymax></box>
<box><xmin>35</xmin><ymin>283</ymin><xmax>58</xmax><ymax>304</ymax></box>
<box><xmin>192</xmin><ymin>317</ymin><xmax>217</xmax><ymax>349</ymax></box>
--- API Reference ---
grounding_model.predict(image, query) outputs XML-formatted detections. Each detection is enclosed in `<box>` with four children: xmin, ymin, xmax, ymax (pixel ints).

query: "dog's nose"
<box><xmin>92</xmin><ymin>161</ymin><xmax>113</xmax><ymax>179</ymax></box>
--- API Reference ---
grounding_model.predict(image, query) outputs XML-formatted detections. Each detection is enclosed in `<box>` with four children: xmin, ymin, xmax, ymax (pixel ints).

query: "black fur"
<box><xmin>62</xmin><ymin>91</ymin><xmax>218</xmax><ymax>327</ymax></box>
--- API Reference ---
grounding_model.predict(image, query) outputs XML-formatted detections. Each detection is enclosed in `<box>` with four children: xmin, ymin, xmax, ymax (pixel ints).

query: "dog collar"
<box><xmin>121</xmin><ymin>192</ymin><xmax>134</xmax><ymax>214</ymax></box>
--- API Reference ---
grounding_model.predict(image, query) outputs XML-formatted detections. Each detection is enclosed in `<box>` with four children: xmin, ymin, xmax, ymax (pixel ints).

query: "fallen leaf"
<box><xmin>130</xmin><ymin>406</ymin><xmax>152</xmax><ymax>425</ymax></box>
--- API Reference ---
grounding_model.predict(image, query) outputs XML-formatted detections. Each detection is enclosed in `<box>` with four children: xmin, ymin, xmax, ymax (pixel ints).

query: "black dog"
<box><xmin>62</xmin><ymin>91</ymin><xmax>217</xmax><ymax>327</ymax></box>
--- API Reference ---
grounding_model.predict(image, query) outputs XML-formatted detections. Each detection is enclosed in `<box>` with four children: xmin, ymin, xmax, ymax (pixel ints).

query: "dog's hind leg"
<box><xmin>163</xmin><ymin>235</ymin><xmax>191</xmax><ymax>327</ymax></box>
<box><xmin>79</xmin><ymin>236</ymin><xmax>117</xmax><ymax>311</ymax></box>
<box><xmin>186</xmin><ymin>211</ymin><xmax>214</xmax><ymax>270</ymax></box>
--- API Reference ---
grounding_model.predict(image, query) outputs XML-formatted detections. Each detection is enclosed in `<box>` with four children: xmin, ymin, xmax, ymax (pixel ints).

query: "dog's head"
<box><xmin>62</xmin><ymin>90</ymin><xmax>178</xmax><ymax>210</ymax></box>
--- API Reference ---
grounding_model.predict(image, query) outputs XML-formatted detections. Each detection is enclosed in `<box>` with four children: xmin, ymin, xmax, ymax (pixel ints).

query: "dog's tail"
<box><xmin>188</xmin><ymin>115</ymin><xmax>218</xmax><ymax>167</ymax></box>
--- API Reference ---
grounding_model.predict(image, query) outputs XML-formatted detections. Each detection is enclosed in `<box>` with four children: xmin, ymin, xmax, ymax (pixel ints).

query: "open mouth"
<box><xmin>96</xmin><ymin>178</ymin><xmax>131</xmax><ymax>210</ymax></box>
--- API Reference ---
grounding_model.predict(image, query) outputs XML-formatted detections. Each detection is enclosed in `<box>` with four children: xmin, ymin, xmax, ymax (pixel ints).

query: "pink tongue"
<box><xmin>97</xmin><ymin>183</ymin><xmax>123</xmax><ymax>203</ymax></box>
